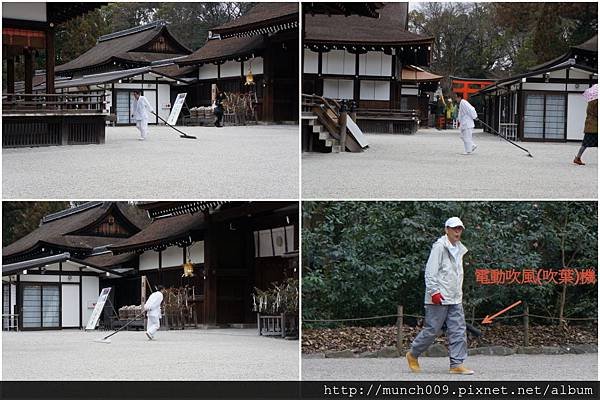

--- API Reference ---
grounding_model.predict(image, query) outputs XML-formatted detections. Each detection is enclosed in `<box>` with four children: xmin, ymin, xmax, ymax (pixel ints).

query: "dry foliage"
<box><xmin>302</xmin><ymin>323</ymin><xmax>598</xmax><ymax>354</ymax></box>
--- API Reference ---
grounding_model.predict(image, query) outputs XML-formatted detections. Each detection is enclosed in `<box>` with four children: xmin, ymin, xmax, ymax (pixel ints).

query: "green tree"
<box><xmin>3</xmin><ymin>202</ymin><xmax>70</xmax><ymax>247</ymax></box>
<box><xmin>302</xmin><ymin>202</ymin><xmax>597</xmax><ymax>328</ymax></box>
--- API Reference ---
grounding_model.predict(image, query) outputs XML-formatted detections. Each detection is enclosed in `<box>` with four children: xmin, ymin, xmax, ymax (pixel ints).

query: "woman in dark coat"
<box><xmin>574</xmin><ymin>98</ymin><xmax>597</xmax><ymax>165</ymax></box>
<box><xmin>213</xmin><ymin>87</ymin><xmax>227</xmax><ymax>128</ymax></box>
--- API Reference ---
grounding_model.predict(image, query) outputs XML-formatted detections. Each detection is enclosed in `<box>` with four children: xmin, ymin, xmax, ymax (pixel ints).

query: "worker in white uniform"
<box><xmin>131</xmin><ymin>90</ymin><xmax>154</xmax><ymax>140</ymax></box>
<box><xmin>144</xmin><ymin>285</ymin><xmax>165</xmax><ymax>340</ymax></box>
<box><xmin>456</xmin><ymin>93</ymin><xmax>478</xmax><ymax>155</ymax></box>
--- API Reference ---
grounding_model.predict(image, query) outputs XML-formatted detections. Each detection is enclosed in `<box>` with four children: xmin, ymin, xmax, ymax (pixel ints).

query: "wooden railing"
<box><xmin>3</xmin><ymin>93</ymin><xmax>108</xmax><ymax>147</ymax></box>
<box><xmin>302</xmin><ymin>94</ymin><xmax>419</xmax><ymax>136</ymax></box>
<box><xmin>2</xmin><ymin>93</ymin><xmax>107</xmax><ymax>114</ymax></box>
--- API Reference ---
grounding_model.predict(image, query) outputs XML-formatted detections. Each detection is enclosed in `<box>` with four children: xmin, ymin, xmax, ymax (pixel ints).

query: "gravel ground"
<box><xmin>2</xmin><ymin>329</ymin><xmax>299</xmax><ymax>380</ymax></box>
<box><xmin>302</xmin><ymin>129</ymin><xmax>598</xmax><ymax>199</ymax></box>
<box><xmin>301</xmin><ymin>353</ymin><xmax>597</xmax><ymax>381</ymax></box>
<box><xmin>2</xmin><ymin>124</ymin><xmax>299</xmax><ymax>199</ymax></box>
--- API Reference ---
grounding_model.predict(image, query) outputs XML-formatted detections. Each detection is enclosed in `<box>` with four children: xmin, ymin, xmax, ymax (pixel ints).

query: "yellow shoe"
<box><xmin>406</xmin><ymin>351</ymin><xmax>421</xmax><ymax>373</ymax></box>
<box><xmin>449</xmin><ymin>365</ymin><xmax>474</xmax><ymax>375</ymax></box>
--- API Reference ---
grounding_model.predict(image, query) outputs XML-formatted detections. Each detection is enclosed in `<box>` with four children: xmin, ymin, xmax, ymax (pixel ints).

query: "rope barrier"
<box><xmin>304</xmin><ymin>313</ymin><xmax>597</xmax><ymax>324</ymax></box>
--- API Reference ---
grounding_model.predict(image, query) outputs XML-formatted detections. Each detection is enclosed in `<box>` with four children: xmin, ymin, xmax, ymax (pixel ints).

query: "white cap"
<box><xmin>445</xmin><ymin>217</ymin><xmax>465</xmax><ymax>229</ymax></box>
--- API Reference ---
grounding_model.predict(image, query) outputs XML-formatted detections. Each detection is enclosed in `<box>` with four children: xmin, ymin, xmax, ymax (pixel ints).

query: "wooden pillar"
<box><xmin>16</xmin><ymin>275</ymin><xmax>21</xmax><ymax>330</ymax></box>
<box><xmin>45</xmin><ymin>27</ymin><xmax>55</xmax><ymax>95</ymax></box>
<box><xmin>158</xmin><ymin>250</ymin><xmax>163</xmax><ymax>285</ymax></box>
<box><xmin>203</xmin><ymin>220</ymin><xmax>218</xmax><ymax>325</ymax></box>
<box><xmin>244</xmin><ymin>222</ymin><xmax>255</xmax><ymax>323</ymax></box>
<box><xmin>24</xmin><ymin>48</ymin><xmax>33</xmax><ymax>94</ymax></box>
<box><xmin>262</xmin><ymin>39</ymin><xmax>274</xmax><ymax>122</ymax></box>
<box><xmin>396</xmin><ymin>305</ymin><xmax>404</xmax><ymax>353</ymax></box>
<box><xmin>7</xmin><ymin>57</ymin><xmax>15</xmax><ymax>96</ymax></box>
<box><xmin>523</xmin><ymin>302</ymin><xmax>529</xmax><ymax>347</ymax></box>
<box><xmin>339</xmin><ymin>104</ymin><xmax>348</xmax><ymax>151</ymax></box>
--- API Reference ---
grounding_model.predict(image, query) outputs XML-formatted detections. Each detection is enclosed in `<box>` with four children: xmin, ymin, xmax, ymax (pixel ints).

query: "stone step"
<box><xmin>312</xmin><ymin>124</ymin><xmax>325</xmax><ymax>133</ymax></box>
<box><xmin>324</xmin><ymin>138</ymin><xmax>339</xmax><ymax>148</ymax></box>
<box><xmin>301</xmin><ymin>112</ymin><xmax>316</xmax><ymax>119</ymax></box>
<box><xmin>318</xmin><ymin>131</ymin><xmax>331</xmax><ymax>140</ymax></box>
<box><xmin>331</xmin><ymin>145</ymin><xmax>342</xmax><ymax>153</ymax></box>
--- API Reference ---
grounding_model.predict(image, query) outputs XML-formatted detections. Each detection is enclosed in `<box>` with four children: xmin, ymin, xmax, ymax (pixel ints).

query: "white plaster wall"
<box><xmin>198</xmin><ymin>64</ymin><xmax>218</xmax><ymax>80</ymax></box>
<box><xmin>522</xmin><ymin>83</ymin><xmax>585</xmax><ymax>92</ymax></box>
<box><xmin>145</xmin><ymin>91</ymin><xmax>158</xmax><ymax>123</ymax></box>
<box><xmin>162</xmin><ymin>246</ymin><xmax>184</xmax><ymax>268</ymax></box>
<box><xmin>254</xmin><ymin>226</ymin><xmax>294</xmax><ymax>257</ymax></box>
<box><xmin>258</xmin><ymin>230</ymin><xmax>274</xmax><ymax>257</ymax></box>
<box><xmin>113</xmin><ymin>83</ymin><xmax>146</xmax><ymax>90</ymax></box>
<box><xmin>304</xmin><ymin>49</ymin><xmax>318</xmax><ymax>74</ymax></box>
<box><xmin>189</xmin><ymin>241</ymin><xmax>204</xmax><ymax>263</ymax></box>
<box><xmin>81</xmin><ymin>276</ymin><xmax>99</xmax><ymax>326</ymax></box>
<box><xmin>245</xmin><ymin>57</ymin><xmax>263</xmax><ymax>75</ymax></box>
<box><xmin>402</xmin><ymin>87</ymin><xmax>419</xmax><ymax>96</ymax></box>
<box><xmin>567</xmin><ymin>93</ymin><xmax>587</xmax><ymax>141</ymax></box>
<box><xmin>3</xmin><ymin>3</ymin><xmax>46</xmax><ymax>21</ymax></box>
<box><xmin>61</xmin><ymin>284</ymin><xmax>80</xmax><ymax>328</ymax></box>
<box><xmin>20</xmin><ymin>275</ymin><xmax>59</xmax><ymax>283</ymax></box>
<box><xmin>220</xmin><ymin>61</ymin><xmax>241</xmax><ymax>78</ymax></box>
<box><xmin>360</xmin><ymin>80</ymin><xmax>390</xmax><ymax>100</ymax></box>
<box><xmin>63</xmin><ymin>261</ymin><xmax>86</xmax><ymax>272</ymax></box>
<box><xmin>11</xmin><ymin>284</ymin><xmax>17</xmax><ymax>314</ymax></box>
<box><xmin>323</xmin><ymin>50</ymin><xmax>355</xmax><ymax>75</ymax></box>
<box><xmin>158</xmin><ymin>84</ymin><xmax>173</xmax><ymax>122</ymax></box>
<box><xmin>323</xmin><ymin>79</ymin><xmax>354</xmax><ymax>99</ymax></box>
<box><xmin>359</xmin><ymin>52</ymin><xmax>392</xmax><ymax>76</ymax></box>
<box><xmin>272</xmin><ymin>227</ymin><xmax>286</xmax><ymax>256</ymax></box>
<box><xmin>139</xmin><ymin>251</ymin><xmax>159</xmax><ymax>271</ymax></box>
<box><xmin>285</xmin><ymin>226</ymin><xmax>295</xmax><ymax>252</ymax></box>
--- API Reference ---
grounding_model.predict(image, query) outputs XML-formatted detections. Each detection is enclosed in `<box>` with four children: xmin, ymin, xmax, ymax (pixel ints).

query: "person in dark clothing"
<box><xmin>574</xmin><ymin>98</ymin><xmax>597</xmax><ymax>165</ymax></box>
<box><xmin>213</xmin><ymin>87</ymin><xmax>227</xmax><ymax>128</ymax></box>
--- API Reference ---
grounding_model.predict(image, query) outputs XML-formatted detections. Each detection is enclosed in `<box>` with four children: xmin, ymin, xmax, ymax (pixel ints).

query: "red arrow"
<box><xmin>482</xmin><ymin>300</ymin><xmax>522</xmax><ymax>324</ymax></box>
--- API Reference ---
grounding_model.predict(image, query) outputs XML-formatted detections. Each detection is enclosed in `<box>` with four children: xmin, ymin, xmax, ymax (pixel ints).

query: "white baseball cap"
<box><xmin>445</xmin><ymin>217</ymin><xmax>465</xmax><ymax>229</ymax></box>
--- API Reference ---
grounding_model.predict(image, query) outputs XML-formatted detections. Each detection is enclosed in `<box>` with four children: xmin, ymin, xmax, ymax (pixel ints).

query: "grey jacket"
<box><xmin>423</xmin><ymin>235</ymin><xmax>468</xmax><ymax>305</ymax></box>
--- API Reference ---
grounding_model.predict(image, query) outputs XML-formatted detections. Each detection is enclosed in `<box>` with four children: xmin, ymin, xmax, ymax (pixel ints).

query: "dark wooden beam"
<box><xmin>203</xmin><ymin>222</ymin><xmax>217</xmax><ymax>325</ymax></box>
<box><xmin>46</xmin><ymin>27</ymin><xmax>55</xmax><ymax>94</ymax></box>
<box><xmin>7</xmin><ymin>57</ymin><xmax>15</xmax><ymax>99</ymax></box>
<box><xmin>262</xmin><ymin>38</ymin><xmax>274</xmax><ymax>122</ymax></box>
<box><xmin>24</xmin><ymin>48</ymin><xmax>33</xmax><ymax>94</ymax></box>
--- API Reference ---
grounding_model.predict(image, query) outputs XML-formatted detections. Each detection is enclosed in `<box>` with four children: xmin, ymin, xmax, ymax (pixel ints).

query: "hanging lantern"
<box><xmin>245</xmin><ymin>62</ymin><xmax>255</xmax><ymax>86</ymax></box>
<box><xmin>182</xmin><ymin>260</ymin><xmax>194</xmax><ymax>277</ymax></box>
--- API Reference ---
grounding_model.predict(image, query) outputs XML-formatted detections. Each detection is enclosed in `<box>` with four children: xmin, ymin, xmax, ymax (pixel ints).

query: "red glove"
<box><xmin>431</xmin><ymin>292</ymin><xmax>445</xmax><ymax>305</ymax></box>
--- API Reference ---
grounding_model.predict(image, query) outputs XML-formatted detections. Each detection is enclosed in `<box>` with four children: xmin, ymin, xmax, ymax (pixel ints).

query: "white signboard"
<box><xmin>85</xmin><ymin>287</ymin><xmax>111</xmax><ymax>330</ymax></box>
<box><xmin>346</xmin><ymin>117</ymin><xmax>369</xmax><ymax>148</ymax></box>
<box><xmin>167</xmin><ymin>93</ymin><xmax>187</xmax><ymax>125</ymax></box>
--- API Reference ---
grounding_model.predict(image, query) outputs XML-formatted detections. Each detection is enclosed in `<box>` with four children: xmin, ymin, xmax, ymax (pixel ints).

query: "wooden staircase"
<box><xmin>301</xmin><ymin>95</ymin><xmax>365</xmax><ymax>153</ymax></box>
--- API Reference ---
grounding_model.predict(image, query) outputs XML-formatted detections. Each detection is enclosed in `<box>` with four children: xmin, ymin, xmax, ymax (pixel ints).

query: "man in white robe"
<box><xmin>131</xmin><ymin>90</ymin><xmax>153</xmax><ymax>140</ymax></box>
<box><xmin>456</xmin><ymin>93</ymin><xmax>478</xmax><ymax>155</ymax></box>
<box><xmin>144</xmin><ymin>285</ymin><xmax>165</xmax><ymax>340</ymax></box>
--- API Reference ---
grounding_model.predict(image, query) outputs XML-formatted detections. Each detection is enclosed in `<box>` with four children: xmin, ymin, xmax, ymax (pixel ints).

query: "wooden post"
<box><xmin>7</xmin><ymin>57</ymin><xmax>15</xmax><ymax>100</ymax></box>
<box><xmin>24</xmin><ymin>48</ymin><xmax>33</xmax><ymax>94</ymax></box>
<box><xmin>523</xmin><ymin>302</ymin><xmax>529</xmax><ymax>347</ymax></box>
<box><xmin>339</xmin><ymin>107</ymin><xmax>348</xmax><ymax>152</ymax></box>
<box><xmin>141</xmin><ymin>276</ymin><xmax>147</xmax><ymax>331</ymax></box>
<box><xmin>203</xmin><ymin>219</ymin><xmax>218</xmax><ymax>325</ymax></box>
<box><xmin>396</xmin><ymin>305</ymin><xmax>404</xmax><ymax>353</ymax></box>
<box><xmin>45</xmin><ymin>26</ymin><xmax>55</xmax><ymax>95</ymax></box>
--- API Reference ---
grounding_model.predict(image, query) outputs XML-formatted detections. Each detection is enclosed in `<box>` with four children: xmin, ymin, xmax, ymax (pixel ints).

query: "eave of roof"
<box><xmin>3</xmin><ymin>202</ymin><xmax>150</xmax><ymax>260</ymax></box>
<box><xmin>478</xmin><ymin>59</ymin><xmax>598</xmax><ymax>95</ymax></box>
<box><xmin>108</xmin><ymin>213</ymin><xmax>206</xmax><ymax>255</ymax></box>
<box><xmin>210</xmin><ymin>3</ymin><xmax>298</xmax><ymax>38</ymax></box>
<box><xmin>303</xmin><ymin>2</ymin><xmax>384</xmax><ymax>18</ymax></box>
<box><xmin>177</xmin><ymin>35</ymin><xmax>264</xmax><ymax>66</ymax></box>
<box><xmin>304</xmin><ymin>3</ymin><xmax>432</xmax><ymax>47</ymax></box>
<box><xmin>56</xmin><ymin>23</ymin><xmax>191</xmax><ymax>74</ymax></box>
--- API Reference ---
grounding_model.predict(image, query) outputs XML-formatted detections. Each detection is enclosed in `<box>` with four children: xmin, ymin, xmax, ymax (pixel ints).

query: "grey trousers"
<box><xmin>410</xmin><ymin>304</ymin><xmax>468</xmax><ymax>368</ymax></box>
